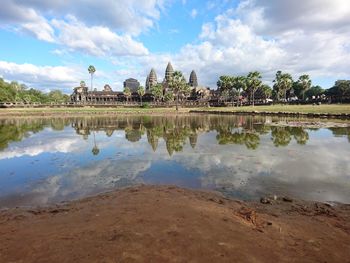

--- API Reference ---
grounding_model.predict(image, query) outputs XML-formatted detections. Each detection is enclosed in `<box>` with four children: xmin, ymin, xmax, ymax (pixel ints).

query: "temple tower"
<box><xmin>165</xmin><ymin>62</ymin><xmax>174</xmax><ymax>82</ymax></box>
<box><xmin>189</xmin><ymin>70</ymin><xmax>198</xmax><ymax>87</ymax></box>
<box><xmin>146</xmin><ymin>68</ymin><xmax>158</xmax><ymax>91</ymax></box>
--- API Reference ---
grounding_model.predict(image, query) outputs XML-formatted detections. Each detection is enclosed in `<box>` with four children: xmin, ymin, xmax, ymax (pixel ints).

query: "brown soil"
<box><xmin>0</xmin><ymin>185</ymin><xmax>349</xmax><ymax>263</ymax></box>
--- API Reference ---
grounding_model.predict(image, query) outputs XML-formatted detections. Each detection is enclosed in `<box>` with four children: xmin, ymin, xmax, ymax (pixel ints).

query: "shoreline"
<box><xmin>190</xmin><ymin>109</ymin><xmax>350</xmax><ymax>119</ymax></box>
<box><xmin>1</xmin><ymin>104</ymin><xmax>350</xmax><ymax>119</ymax></box>
<box><xmin>1</xmin><ymin>185</ymin><xmax>349</xmax><ymax>262</ymax></box>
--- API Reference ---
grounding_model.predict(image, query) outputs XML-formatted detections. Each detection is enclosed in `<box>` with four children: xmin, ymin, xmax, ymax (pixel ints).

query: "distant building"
<box><xmin>123</xmin><ymin>78</ymin><xmax>140</xmax><ymax>93</ymax></box>
<box><xmin>70</xmin><ymin>83</ymin><xmax>123</xmax><ymax>104</ymax></box>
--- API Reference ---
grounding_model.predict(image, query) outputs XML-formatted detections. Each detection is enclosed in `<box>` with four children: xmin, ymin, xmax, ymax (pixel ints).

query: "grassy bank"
<box><xmin>195</xmin><ymin>104</ymin><xmax>350</xmax><ymax>114</ymax></box>
<box><xmin>1</xmin><ymin>104</ymin><xmax>350</xmax><ymax>117</ymax></box>
<box><xmin>0</xmin><ymin>106</ymin><xmax>191</xmax><ymax>116</ymax></box>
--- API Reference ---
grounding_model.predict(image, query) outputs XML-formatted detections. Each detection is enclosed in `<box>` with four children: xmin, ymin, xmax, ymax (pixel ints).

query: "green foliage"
<box><xmin>137</xmin><ymin>86</ymin><xmax>145</xmax><ymax>97</ymax></box>
<box><xmin>150</xmin><ymin>84</ymin><xmax>163</xmax><ymax>101</ymax></box>
<box><xmin>273</xmin><ymin>71</ymin><xmax>293</xmax><ymax>101</ymax></box>
<box><xmin>123</xmin><ymin>86</ymin><xmax>131</xmax><ymax>98</ymax></box>
<box><xmin>168</xmin><ymin>71</ymin><xmax>190</xmax><ymax>110</ymax></box>
<box><xmin>326</xmin><ymin>80</ymin><xmax>350</xmax><ymax>102</ymax></box>
<box><xmin>164</xmin><ymin>92</ymin><xmax>174</xmax><ymax>102</ymax></box>
<box><xmin>305</xmin><ymin>85</ymin><xmax>324</xmax><ymax>99</ymax></box>
<box><xmin>296</xmin><ymin>75</ymin><xmax>312</xmax><ymax>100</ymax></box>
<box><xmin>246</xmin><ymin>71</ymin><xmax>262</xmax><ymax>106</ymax></box>
<box><xmin>88</xmin><ymin>65</ymin><xmax>96</xmax><ymax>74</ymax></box>
<box><xmin>141</xmin><ymin>102</ymin><xmax>150</xmax><ymax>108</ymax></box>
<box><xmin>0</xmin><ymin>78</ymin><xmax>68</xmax><ymax>103</ymax></box>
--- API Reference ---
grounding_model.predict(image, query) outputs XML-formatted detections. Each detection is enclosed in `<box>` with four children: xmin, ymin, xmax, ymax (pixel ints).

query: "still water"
<box><xmin>0</xmin><ymin>114</ymin><xmax>349</xmax><ymax>207</ymax></box>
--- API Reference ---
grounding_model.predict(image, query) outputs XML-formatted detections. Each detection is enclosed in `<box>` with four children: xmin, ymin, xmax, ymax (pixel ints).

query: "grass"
<box><xmin>194</xmin><ymin>104</ymin><xmax>350</xmax><ymax>114</ymax></box>
<box><xmin>0</xmin><ymin>106</ymin><xmax>190</xmax><ymax>116</ymax></box>
<box><xmin>1</xmin><ymin>104</ymin><xmax>350</xmax><ymax>116</ymax></box>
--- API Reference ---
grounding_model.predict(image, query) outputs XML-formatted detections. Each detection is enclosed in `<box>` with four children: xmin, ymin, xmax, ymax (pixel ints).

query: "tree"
<box><xmin>305</xmin><ymin>85</ymin><xmax>324</xmax><ymax>100</ymax></box>
<box><xmin>233</xmin><ymin>76</ymin><xmax>246</xmax><ymax>106</ymax></box>
<box><xmin>48</xmin><ymin>90</ymin><xmax>66</xmax><ymax>103</ymax></box>
<box><xmin>297</xmin><ymin>75</ymin><xmax>311</xmax><ymax>100</ymax></box>
<box><xmin>164</xmin><ymin>92</ymin><xmax>174</xmax><ymax>102</ymax></box>
<box><xmin>326</xmin><ymin>80</ymin><xmax>350</xmax><ymax>103</ymax></box>
<box><xmin>261</xmin><ymin>84</ymin><xmax>272</xmax><ymax>102</ymax></box>
<box><xmin>137</xmin><ymin>86</ymin><xmax>145</xmax><ymax>106</ymax></box>
<box><xmin>273</xmin><ymin>71</ymin><xmax>293</xmax><ymax>101</ymax></box>
<box><xmin>150</xmin><ymin>84</ymin><xmax>163</xmax><ymax>102</ymax></box>
<box><xmin>168</xmin><ymin>71</ymin><xmax>190</xmax><ymax>111</ymax></box>
<box><xmin>246</xmin><ymin>71</ymin><xmax>262</xmax><ymax>106</ymax></box>
<box><xmin>123</xmin><ymin>86</ymin><xmax>131</xmax><ymax>103</ymax></box>
<box><xmin>217</xmin><ymin>75</ymin><xmax>233</xmax><ymax>103</ymax></box>
<box><xmin>88</xmin><ymin>65</ymin><xmax>96</xmax><ymax>90</ymax></box>
<box><xmin>80</xmin><ymin>81</ymin><xmax>86</xmax><ymax>88</ymax></box>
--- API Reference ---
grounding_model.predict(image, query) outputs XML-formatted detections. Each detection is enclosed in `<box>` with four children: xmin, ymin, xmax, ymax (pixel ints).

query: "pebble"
<box><xmin>260</xmin><ymin>197</ymin><xmax>272</xmax><ymax>204</ymax></box>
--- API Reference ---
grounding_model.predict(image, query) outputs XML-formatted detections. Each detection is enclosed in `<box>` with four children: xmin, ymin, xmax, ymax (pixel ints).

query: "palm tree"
<box><xmin>150</xmin><ymin>84</ymin><xmax>163</xmax><ymax>103</ymax></box>
<box><xmin>88</xmin><ymin>65</ymin><xmax>96</xmax><ymax>90</ymax></box>
<box><xmin>233</xmin><ymin>76</ymin><xmax>246</xmax><ymax>107</ymax></box>
<box><xmin>273</xmin><ymin>71</ymin><xmax>293</xmax><ymax>102</ymax></box>
<box><xmin>123</xmin><ymin>86</ymin><xmax>131</xmax><ymax>104</ymax></box>
<box><xmin>217</xmin><ymin>75</ymin><xmax>233</xmax><ymax>103</ymax></box>
<box><xmin>297</xmin><ymin>75</ymin><xmax>311</xmax><ymax>101</ymax></box>
<box><xmin>261</xmin><ymin>84</ymin><xmax>272</xmax><ymax>102</ymax></box>
<box><xmin>137</xmin><ymin>86</ymin><xmax>145</xmax><ymax>106</ymax></box>
<box><xmin>168</xmin><ymin>71</ymin><xmax>190</xmax><ymax>111</ymax></box>
<box><xmin>246</xmin><ymin>71</ymin><xmax>262</xmax><ymax>106</ymax></box>
<box><xmin>92</xmin><ymin>131</ymin><xmax>100</xmax><ymax>155</ymax></box>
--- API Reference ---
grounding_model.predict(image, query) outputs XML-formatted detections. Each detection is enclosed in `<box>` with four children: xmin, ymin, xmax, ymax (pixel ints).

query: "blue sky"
<box><xmin>0</xmin><ymin>0</ymin><xmax>349</xmax><ymax>93</ymax></box>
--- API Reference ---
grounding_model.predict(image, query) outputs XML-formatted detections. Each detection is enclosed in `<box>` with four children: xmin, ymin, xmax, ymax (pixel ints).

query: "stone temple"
<box><xmin>145</xmin><ymin>62</ymin><xmax>199</xmax><ymax>94</ymax></box>
<box><xmin>123</xmin><ymin>78</ymin><xmax>140</xmax><ymax>93</ymax></box>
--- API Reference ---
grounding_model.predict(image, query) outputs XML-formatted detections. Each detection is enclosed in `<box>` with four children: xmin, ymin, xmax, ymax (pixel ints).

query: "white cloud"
<box><xmin>0</xmin><ymin>61</ymin><xmax>84</xmax><ymax>91</ymax></box>
<box><xmin>0</xmin><ymin>0</ymin><xmax>167</xmax><ymax>36</ymax></box>
<box><xmin>0</xmin><ymin>0</ymin><xmax>55</xmax><ymax>42</ymax></box>
<box><xmin>138</xmin><ymin>1</ymin><xmax>350</xmax><ymax>88</ymax></box>
<box><xmin>51</xmin><ymin>16</ymin><xmax>149</xmax><ymax>57</ymax></box>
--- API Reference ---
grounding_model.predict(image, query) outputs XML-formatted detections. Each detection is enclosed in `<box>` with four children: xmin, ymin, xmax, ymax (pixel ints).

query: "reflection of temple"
<box><xmin>4</xmin><ymin>116</ymin><xmax>350</xmax><ymax>156</ymax></box>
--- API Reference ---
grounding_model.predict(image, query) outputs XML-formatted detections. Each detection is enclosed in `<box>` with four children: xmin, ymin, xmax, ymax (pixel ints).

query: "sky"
<box><xmin>0</xmin><ymin>0</ymin><xmax>349</xmax><ymax>93</ymax></box>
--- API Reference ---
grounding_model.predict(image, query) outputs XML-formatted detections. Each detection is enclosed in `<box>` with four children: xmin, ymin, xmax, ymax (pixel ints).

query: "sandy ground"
<box><xmin>0</xmin><ymin>185</ymin><xmax>349</xmax><ymax>263</ymax></box>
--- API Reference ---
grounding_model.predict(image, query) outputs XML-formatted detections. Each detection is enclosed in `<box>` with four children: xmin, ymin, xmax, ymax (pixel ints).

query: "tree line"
<box><xmin>0</xmin><ymin>78</ymin><xmax>69</xmax><ymax>103</ymax></box>
<box><xmin>217</xmin><ymin>71</ymin><xmax>350</xmax><ymax>105</ymax></box>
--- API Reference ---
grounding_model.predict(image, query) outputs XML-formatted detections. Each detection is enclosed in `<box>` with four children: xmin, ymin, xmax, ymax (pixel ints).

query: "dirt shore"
<box><xmin>0</xmin><ymin>185</ymin><xmax>349</xmax><ymax>263</ymax></box>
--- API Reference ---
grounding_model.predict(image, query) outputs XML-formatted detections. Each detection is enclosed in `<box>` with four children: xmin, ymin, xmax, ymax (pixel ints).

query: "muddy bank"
<box><xmin>0</xmin><ymin>185</ymin><xmax>349</xmax><ymax>263</ymax></box>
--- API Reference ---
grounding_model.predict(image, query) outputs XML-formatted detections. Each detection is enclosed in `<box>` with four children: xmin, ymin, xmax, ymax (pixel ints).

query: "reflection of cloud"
<box><xmin>0</xmin><ymin>131</ymin><xmax>82</xmax><ymax>160</ymax></box>
<box><xmin>172</xmin><ymin>135</ymin><xmax>350</xmax><ymax>203</ymax></box>
<box><xmin>30</xmin><ymin>158</ymin><xmax>152</xmax><ymax>205</ymax></box>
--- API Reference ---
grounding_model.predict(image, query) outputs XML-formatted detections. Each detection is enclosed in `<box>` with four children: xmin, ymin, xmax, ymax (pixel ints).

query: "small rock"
<box><xmin>260</xmin><ymin>197</ymin><xmax>272</xmax><ymax>204</ymax></box>
<box><xmin>267</xmin><ymin>221</ymin><xmax>273</xmax><ymax>226</ymax></box>
<box><xmin>282</xmin><ymin>197</ymin><xmax>293</xmax><ymax>202</ymax></box>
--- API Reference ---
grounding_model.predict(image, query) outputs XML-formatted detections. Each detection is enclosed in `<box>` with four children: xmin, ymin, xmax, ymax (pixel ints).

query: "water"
<box><xmin>0</xmin><ymin>114</ymin><xmax>349</xmax><ymax>207</ymax></box>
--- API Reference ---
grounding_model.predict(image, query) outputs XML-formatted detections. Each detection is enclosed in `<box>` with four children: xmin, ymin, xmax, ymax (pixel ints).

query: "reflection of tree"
<box><xmin>216</xmin><ymin>129</ymin><xmax>260</xmax><ymax>150</ymax></box>
<box><xmin>291</xmin><ymin>127</ymin><xmax>309</xmax><ymax>145</ymax></box>
<box><xmin>92</xmin><ymin>131</ymin><xmax>100</xmax><ymax>156</ymax></box>
<box><xmin>189</xmin><ymin>132</ymin><xmax>198</xmax><ymax>149</ymax></box>
<box><xmin>164</xmin><ymin>127</ymin><xmax>190</xmax><ymax>156</ymax></box>
<box><xmin>0</xmin><ymin>119</ymin><xmax>46</xmax><ymax>150</ymax></box>
<box><xmin>271</xmin><ymin>126</ymin><xmax>310</xmax><ymax>146</ymax></box>
<box><xmin>271</xmin><ymin>127</ymin><xmax>292</xmax><ymax>147</ymax></box>
<box><xmin>328</xmin><ymin>127</ymin><xmax>350</xmax><ymax>143</ymax></box>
